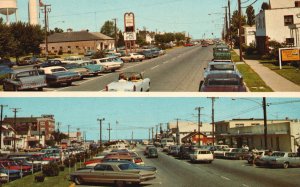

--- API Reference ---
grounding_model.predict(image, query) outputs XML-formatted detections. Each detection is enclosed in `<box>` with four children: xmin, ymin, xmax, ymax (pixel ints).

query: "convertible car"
<box><xmin>70</xmin><ymin>162</ymin><xmax>156</xmax><ymax>185</ymax></box>
<box><xmin>105</xmin><ymin>72</ymin><xmax>150</xmax><ymax>92</ymax></box>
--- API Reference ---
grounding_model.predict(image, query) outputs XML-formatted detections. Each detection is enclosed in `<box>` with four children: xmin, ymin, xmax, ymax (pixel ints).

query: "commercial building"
<box><xmin>40</xmin><ymin>30</ymin><xmax>114</xmax><ymax>55</ymax></box>
<box><xmin>255</xmin><ymin>0</ymin><xmax>300</xmax><ymax>53</ymax></box>
<box><xmin>215</xmin><ymin>118</ymin><xmax>300</xmax><ymax>152</ymax></box>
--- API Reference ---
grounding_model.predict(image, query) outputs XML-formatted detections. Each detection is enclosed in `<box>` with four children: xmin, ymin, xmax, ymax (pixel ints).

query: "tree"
<box><xmin>117</xmin><ymin>30</ymin><xmax>124</xmax><ymax>47</ymax></box>
<box><xmin>230</xmin><ymin>10</ymin><xmax>246</xmax><ymax>47</ymax></box>
<box><xmin>49</xmin><ymin>27</ymin><xmax>64</xmax><ymax>35</ymax></box>
<box><xmin>174</xmin><ymin>33</ymin><xmax>185</xmax><ymax>42</ymax></box>
<box><xmin>261</xmin><ymin>2</ymin><xmax>270</xmax><ymax>10</ymax></box>
<box><xmin>51</xmin><ymin>131</ymin><xmax>68</xmax><ymax>145</ymax></box>
<box><xmin>246</xmin><ymin>5</ymin><xmax>255</xmax><ymax>26</ymax></box>
<box><xmin>0</xmin><ymin>18</ymin><xmax>15</xmax><ymax>58</ymax></box>
<box><xmin>100</xmin><ymin>20</ymin><xmax>118</xmax><ymax>38</ymax></box>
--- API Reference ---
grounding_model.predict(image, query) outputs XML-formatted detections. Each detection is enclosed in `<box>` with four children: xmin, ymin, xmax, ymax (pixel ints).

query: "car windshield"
<box><xmin>210</xmin><ymin>64</ymin><xmax>234</xmax><ymax>71</ymax></box>
<box><xmin>207</xmin><ymin>79</ymin><xmax>240</xmax><ymax>86</ymax></box>
<box><xmin>118</xmin><ymin>163</ymin><xmax>136</xmax><ymax>170</ymax></box>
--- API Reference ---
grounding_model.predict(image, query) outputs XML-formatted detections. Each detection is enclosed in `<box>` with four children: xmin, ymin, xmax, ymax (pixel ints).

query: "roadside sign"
<box><xmin>281</xmin><ymin>49</ymin><xmax>300</xmax><ymax>61</ymax></box>
<box><xmin>124</xmin><ymin>32</ymin><xmax>136</xmax><ymax>41</ymax></box>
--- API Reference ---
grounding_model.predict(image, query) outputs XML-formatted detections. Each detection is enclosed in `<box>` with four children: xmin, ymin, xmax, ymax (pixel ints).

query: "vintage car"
<box><xmin>204</xmin><ymin>61</ymin><xmax>238</xmax><ymax>78</ymax></box>
<box><xmin>75</xmin><ymin>60</ymin><xmax>104</xmax><ymax>76</ymax></box>
<box><xmin>61</xmin><ymin>63</ymin><xmax>90</xmax><ymax>79</ymax></box>
<box><xmin>263</xmin><ymin>152</ymin><xmax>300</xmax><ymax>168</ymax></box>
<box><xmin>105</xmin><ymin>72</ymin><xmax>150</xmax><ymax>92</ymax></box>
<box><xmin>39</xmin><ymin>66</ymin><xmax>81</xmax><ymax>86</ymax></box>
<box><xmin>0</xmin><ymin>58</ymin><xmax>15</xmax><ymax>68</ymax></box>
<box><xmin>148</xmin><ymin>147</ymin><xmax>158</xmax><ymax>158</ymax></box>
<box><xmin>139</xmin><ymin>50</ymin><xmax>154</xmax><ymax>59</ymax></box>
<box><xmin>214</xmin><ymin>147</ymin><xmax>235</xmax><ymax>158</ymax></box>
<box><xmin>247</xmin><ymin>150</ymin><xmax>270</xmax><ymax>164</ymax></box>
<box><xmin>61</xmin><ymin>56</ymin><xmax>86</xmax><ymax>64</ymax></box>
<box><xmin>213</xmin><ymin>45</ymin><xmax>231</xmax><ymax>61</ymax></box>
<box><xmin>93</xmin><ymin>56</ymin><xmax>123</xmax><ymax>72</ymax></box>
<box><xmin>0</xmin><ymin>167</ymin><xmax>20</xmax><ymax>181</ymax></box>
<box><xmin>0</xmin><ymin>66</ymin><xmax>13</xmax><ymax>84</ymax></box>
<box><xmin>200</xmin><ymin>72</ymin><xmax>247</xmax><ymax>92</ymax></box>
<box><xmin>0</xmin><ymin>160</ymin><xmax>32</xmax><ymax>176</ymax></box>
<box><xmin>70</xmin><ymin>162</ymin><xmax>156</xmax><ymax>185</ymax></box>
<box><xmin>144</xmin><ymin>145</ymin><xmax>156</xmax><ymax>156</ymax></box>
<box><xmin>190</xmin><ymin>149</ymin><xmax>214</xmax><ymax>163</ymax></box>
<box><xmin>17</xmin><ymin>56</ymin><xmax>40</xmax><ymax>66</ymax></box>
<box><xmin>2</xmin><ymin>69</ymin><xmax>47</xmax><ymax>91</ymax></box>
<box><xmin>224</xmin><ymin>148</ymin><xmax>250</xmax><ymax>160</ymax></box>
<box><xmin>121</xmin><ymin>53</ymin><xmax>145</xmax><ymax>62</ymax></box>
<box><xmin>34</xmin><ymin>58</ymin><xmax>64</xmax><ymax>69</ymax></box>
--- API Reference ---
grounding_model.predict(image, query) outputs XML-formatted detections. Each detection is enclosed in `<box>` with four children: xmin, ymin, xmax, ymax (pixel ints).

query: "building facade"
<box><xmin>242</xmin><ymin>25</ymin><xmax>256</xmax><ymax>46</ymax></box>
<box><xmin>255</xmin><ymin>1</ymin><xmax>300</xmax><ymax>53</ymax></box>
<box><xmin>40</xmin><ymin>31</ymin><xmax>114</xmax><ymax>55</ymax></box>
<box><xmin>215</xmin><ymin>118</ymin><xmax>300</xmax><ymax>152</ymax></box>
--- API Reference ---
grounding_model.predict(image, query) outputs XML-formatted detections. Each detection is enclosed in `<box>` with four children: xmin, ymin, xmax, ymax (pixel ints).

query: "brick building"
<box><xmin>40</xmin><ymin>30</ymin><xmax>115</xmax><ymax>55</ymax></box>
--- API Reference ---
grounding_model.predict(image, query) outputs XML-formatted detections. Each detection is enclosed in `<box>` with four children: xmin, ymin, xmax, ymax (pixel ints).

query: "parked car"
<box><xmin>34</xmin><ymin>59</ymin><xmax>64</xmax><ymax>69</ymax></box>
<box><xmin>121</xmin><ymin>53</ymin><xmax>145</xmax><ymax>62</ymax></box>
<box><xmin>105</xmin><ymin>72</ymin><xmax>150</xmax><ymax>92</ymax></box>
<box><xmin>17</xmin><ymin>56</ymin><xmax>40</xmax><ymax>66</ymax></box>
<box><xmin>214</xmin><ymin>147</ymin><xmax>235</xmax><ymax>158</ymax></box>
<box><xmin>0</xmin><ymin>160</ymin><xmax>32</xmax><ymax>176</ymax></box>
<box><xmin>150</xmin><ymin>48</ymin><xmax>160</xmax><ymax>57</ymax></box>
<box><xmin>260</xmin><ymin>152</ymin><xmax>300</xmax><ymax>168</ymax></box>
<box><xmin>204</xmin><ymin>62</ymin><xmax>238</xmax><ymax>78</ymax></box>
<box><xmin>76</xmin><ymin>60</ymin><xmax>104</xmax><ymax>76</ymax></box>
<box><xmin>139</xmin><ymin>50</ymin><xmax>154</xmax><ymax>59</ymax></box>
<box><xmin>168</xmin><ymin>145</ymin><xmax>180</xmax><ymax>156</ymax></box>
<box><xmin>200</xmin><ymin>72</ymin><xmax>247</xmax><ymax>92</ymax></box>
<box><xmin>247</xmin><ymin>150</ymin><xmax>269</xmax><ymax>164</ymax></box>
<box><xmin>70</xmin><ymin>162</ymin><xmax>156</xmax><ymax>185</ymax></box>
<box><xmin>190</xmin><ymin>149</ymin><xmax>214</xmax><ymax>163</ymax></box>
<box><xmin>213</xmin><ymin>45</ymin><xmax>231</xmax><ymax>61</ymax></box>
<box><xmin>2</xmin><ymin>69</ymin><xmax>47</xmax><ymax>91</ymax></box>
<box><xmin>0</xmin><ymin>66</ymin><xmax>13</xmax><ymax>84</ymax></box>
<box><xmin>39</xmin><ymin>66</ymin><xmax>81</xmax><ymax>86</ymax></box>
<box><xmin>102</xmin><ymin>160</ymin><xmax>156</xmax><ymax>171</ymax></box>
<box><xmin>148</xmin><ymin>147</ymin><xmax>158</xmax><ymax>158</ymax></box>
<box><xmin>224</xmin><ymin>148</ymin><xmax>250</xmax><ymax>160</ymax></box>
<box><xmin>178</xmin><ymin>145</ymin><xmax>192</xmax><ymax>159</ymax></box>
<box><xmin>93</xmin><ymin>56</ymin><xmax>124</xmax><ymax>72</ymax></box>
<box><xmin>61</xmin><ymin>63</ymin><xmax>90</xmax><ymax>79</ymax></box>
<box><xmin>144</xmin><ymin>145</ymin><xmax>156</xmax><ymax>156</ymax></box>
<box><xmin>84</xmin><ymin>50</ymin><xmax>96</xmax><ymax>57</ymax></box>
<box><xmin>184</xmin><ymin>43</ymin><xmax>194</xmax><ymax>47</ymax></box>
<box><xmin>0</xmin><ymin>167</ymin><xmax>20</xmax><ymax>181</ymax></box>
<box><xmin>0</xmin><ymin>58</ymin><xmax>15</xmax><ymax>68</ymax></box>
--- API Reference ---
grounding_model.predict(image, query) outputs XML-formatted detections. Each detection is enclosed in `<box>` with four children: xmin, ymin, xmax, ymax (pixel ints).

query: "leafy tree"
<box><xmin>174</xmin><ymin>33</ymin><xmax>185</xmax><ymax>42</ymax></box>
<box><xmin>230</xmin><ymin>10</ymin><xmax>246</xmax><ymax>47</ymax></box>
<box><xmin>246</xmin><ymin>5</ymin><xmax>255</xmax><ymax>26</ymax></box>
<box><xmin>51</xmin><ymin>131</ymin><xmax>68</xmax><ymax>144</ymax></box>
<box><xmin>155</xmin><ymin>32</ymin><xmax>175</xmax><ymax>44</ymax></box>
<box><xmin>49</xmin><ymin>27</ymin><xmax>64</xmax><ymax>35</ymax></box>
<box><xmin>261</xmin><ymin>2</ymin><xmax>270</xmax><ymax>10</ymax></box>
<box><xmin>100</xmin><ymin>20</ymin><xmax>118</xmax><ymax>38</ymax></box>
<box><xmin>117</xmin><ymin>30</ymin><xmax>124</xmax><ymax>47</ymax></box>
<box><xmin>0</xmin><ymin>18</ymin><xmax>15</xmax><ymax>58</ymax></box>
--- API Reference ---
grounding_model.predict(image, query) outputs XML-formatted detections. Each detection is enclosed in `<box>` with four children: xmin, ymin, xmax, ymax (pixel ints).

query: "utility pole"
<box><xmin>148</xmin><ymin>128</ymin><xmax>151</xmax><ymax>143</ymax></box>
<box><xmin>67</xmin><ymin>125</ymin><xmax>70</xmax><ymax>140</ymax></box>
<box><xmin>228</xmin><ymin>0</ymin><xmax>232</xmax><ymax>48</ymax></box>
<box><xmin>155</xmin><ymin>124</ymin><xmax>159</xmax><ymax>141</ymax></box>
<box><xmin>0</xmin><ymin>105</ymin><xmax>8</xmax><ymax>149</ymax></box>
<box><xmin>131</xmin><ymin>131</ymin><xmax>133</xmax><ymax>144</ymax></box>
<box><xmin>223</xmin><ymin>6</ymin><xmax>228</xmax><ymax>42</ymax></box>
<box><xmin>151</xmin><ymin>127</ymin><xmax>154</xmax><ymax>143</ymax></box>
<box><xmin>113</xmin><ymin>18</ymin><xmax>118</xmax><ymax>52</ymax></box>
<box><xmin>176</xmin><ymin>118</ymin><xmax>180</xmax><ymax>145</ymax></box>
<box><xmin>10</xmin><ymin>108</ymin><xmax>21</xmax><ymax>152</ymax></box>
<box><xmin>238</xmin><ymin>0</ymin><xmax>243</xmax><ymax>61</ymax></box>
<box><xmin>208</xmin><ymin>97</ymin><xmax>217</xmax><ymax>146</ymax></box>
<box><xmin>107</xmin><ymin>123</ymin><xmax>112</xmax><ymax>142</ymax></box>
<box><xmin>42</xmin><ymin>4</ymin><xmax>51</xmax><ymax>59</ymax></box>
<box><xmin>195</xmin><ymin>107</ymin><xmax>204</xmax><ymax>147</ymax></box>
<box><xmin>97</xmin><ymin>118</ymin><xmax>105</xmax><ymax>147</ymax></box>
<box><xmin>57</xmin><ymin>122</ymin><xmax>60</xmax><ymax>133</ymax></box>
<box><xmin>263</xmin><ymin>97</ymin><xmax>268</xmax><ymax>149</ymax></box>
<box><xmin>160</xmin><ymin>123</ymin><xmax>163</xmax><ymax>134</ymax></box>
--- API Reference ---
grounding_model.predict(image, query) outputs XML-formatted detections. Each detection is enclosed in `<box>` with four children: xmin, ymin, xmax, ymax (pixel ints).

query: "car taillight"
<box><xmin>133</xmin><ymin>85</ymin><xmax>136</xmax><ymax>91</ymax></box>
<box><xmin>135</xmin><ymin>158</ymin><xmax>142</xmax><ymax>163</ymax></box>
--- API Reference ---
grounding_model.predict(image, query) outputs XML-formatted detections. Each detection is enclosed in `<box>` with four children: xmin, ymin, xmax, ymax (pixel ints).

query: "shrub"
<box><xmin>243</xmin><ymin>43</ymin><xmax>257</xmax><ymax>56</ymax></box>
<box><xmin>75</xmin><ymin>153</ymin><xmax>85</xmax><ymax>162</ymax></box>
<box><xmin>91</xmin><ymin>50</ymin><xmax>105</xmax><ymax>59</ymax></box>
<box><xmin>59</xmin><ymin>165</ymin><xmax>65</xmax><ymax>171</ymax></box>
<box><xmin>34</xmin><ymin>174</ymin><xmax>45</xmax><ymax>182</ymax></box>
<box><xmin>63</xmin><ymin>157</ymin><xmax>76</xmax><ymax>168</ymax></box>
<box><xmin>268</xmin><ymin>40</ymin><xmax>284</xmax><ymax>60</ymax></box>
<box><xmin>42</xmin><ymin>162</ymin><xmax>59</xmax><ymax>177</ymax></box>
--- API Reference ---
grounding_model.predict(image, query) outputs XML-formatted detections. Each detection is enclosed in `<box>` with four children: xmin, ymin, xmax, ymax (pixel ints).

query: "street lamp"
<box><xmin>232</xmin><ymin>97</ymin><xmax>268</xmax><ymax>149</ymax></box>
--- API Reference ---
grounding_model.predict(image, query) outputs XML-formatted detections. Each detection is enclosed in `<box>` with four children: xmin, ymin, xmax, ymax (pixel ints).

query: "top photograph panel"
<box><xmin>1</xmin><ymin>0</ymin><xmax>300</xmax><ymax>92</ymax></box>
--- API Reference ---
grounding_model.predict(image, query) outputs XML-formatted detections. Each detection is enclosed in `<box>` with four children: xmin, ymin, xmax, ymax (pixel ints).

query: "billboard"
<box><xmin>281</xmin><ymin>49</ymin><xmax>300</xmax><ymax>61</ymax></box>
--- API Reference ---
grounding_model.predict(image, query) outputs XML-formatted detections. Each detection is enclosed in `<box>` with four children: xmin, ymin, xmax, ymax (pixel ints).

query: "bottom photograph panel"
<box><xmin>0</xmin><ymin>97</ymin><xmax>300</xmax><ymax>187</ymax></box>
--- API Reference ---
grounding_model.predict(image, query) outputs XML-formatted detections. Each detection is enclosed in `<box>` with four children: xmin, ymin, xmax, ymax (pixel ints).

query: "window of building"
<box><xmin>284</xmin><ymin>15</ymin><xmax>294</xmax><ymax>26</ymax></box>
<box><xmin>4</xmin><ymin>140</ymin><xmax>11</xmax><ymax>145</ymax></box>
<box><xmin>295</xmin><ymin>1</ymin><xmax>300</xmax><ymax>7</ymax></box>
<box><xmin>235</xmin><ymin>123</ymin><xmax>244</xmax><ymax>127</ymax></box>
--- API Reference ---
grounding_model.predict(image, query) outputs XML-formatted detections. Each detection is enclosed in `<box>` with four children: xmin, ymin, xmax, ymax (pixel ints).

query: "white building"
<box><xmin>242</xmin><ymin>25</ymin><xmax>256</xmax><ymax>46</ymax></box>
<box><xmin>255</xmin><ymin>0</ymin><xmax>300</xmax><ymax>53</ymax></box>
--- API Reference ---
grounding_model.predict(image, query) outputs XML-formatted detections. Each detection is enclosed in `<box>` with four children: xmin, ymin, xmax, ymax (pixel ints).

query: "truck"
<box><xmin>160</xmin><ymin>138</ymin><xmax>175</xmax><ymax>148</ymax></box>
<box><xmin>3</xmin><ymin>69</ymin><xmax>47</xmax><ymax>91</ymax></box>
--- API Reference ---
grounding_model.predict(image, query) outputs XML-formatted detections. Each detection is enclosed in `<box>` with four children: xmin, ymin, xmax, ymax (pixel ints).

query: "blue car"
<box><xmin>0</xmin><ymin>167</ymin><xmax>21</xmax><ymax>181</ymax></box>
<box><xmin>0</xmin><ymin>66</ymin><xmax>13</xmax><ymax>84</ymax></box>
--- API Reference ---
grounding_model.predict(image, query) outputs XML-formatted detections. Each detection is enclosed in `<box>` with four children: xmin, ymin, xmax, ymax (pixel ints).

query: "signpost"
<box><xmin>124</xmin><ymin>12</ymin><xmax>136</xmax><ymax>53</ymax></box>
<box><xmin>279</xmin><ymin>47</ymin><xmax>300</xmax><ymax>69</ymax></box>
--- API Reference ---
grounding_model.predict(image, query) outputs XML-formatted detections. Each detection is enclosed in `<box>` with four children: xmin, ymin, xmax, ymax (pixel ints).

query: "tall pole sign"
<box><xmin>124</xmin><ymin>12</ymin><xmax>136</xmax><ymax>53</ymax></box>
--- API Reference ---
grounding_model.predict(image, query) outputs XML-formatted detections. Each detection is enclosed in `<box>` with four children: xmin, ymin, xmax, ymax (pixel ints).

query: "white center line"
<box><xmin>151</xmin><ymin>65</ymin><xmax>160</xmax><ymax>70</ymax></box>
<box><xmin>242</xmin><ymin>184</ymin><xmax>249</xmax><ymax>187</ymax></box>
<box><xmin>221</xmin><ymin>176</ymin><xmax>231</xmax><ymax>181</ymax></box>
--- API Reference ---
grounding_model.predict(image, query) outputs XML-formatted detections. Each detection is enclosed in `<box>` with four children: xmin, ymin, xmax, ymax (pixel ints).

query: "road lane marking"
<box><xmin>151</xmin><ymin>65</ymin><xmax>160</xmax><ymax>70</ymax></box>
<box><xmin>183</xmin><ymin>162</ymin><xmax>191</xmax><ymax>166</ymax></box>
<box><xmin>242</xmin><ymin>184</ymin><xmax>249</xmax><ymax>187</ymax></box>
<box><xmin>221</xmin><ymin>176</ymin><xmax>231</xmax><ymax>181</ymax></box>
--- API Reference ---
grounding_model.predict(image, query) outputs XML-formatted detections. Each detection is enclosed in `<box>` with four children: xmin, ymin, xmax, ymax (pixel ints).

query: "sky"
<box><xmin>0</xmin><ymin>97</ymin><xmax>300</xmax><ymax>141</ymax></box>
<box><xmin>0</xmin><ymin>0</ymin><xmax>268</xmax><ymax>39</ymax></box>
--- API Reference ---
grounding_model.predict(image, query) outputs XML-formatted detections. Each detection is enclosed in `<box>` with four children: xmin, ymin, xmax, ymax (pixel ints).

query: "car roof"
<box><xmin>205</xmin><ymin>71</ymin><xmax>241</xmax><ymax>78</ymax></box>
<box><xmin>208</xmin><ymin>61</ymin><xmax>234</xmax><ymax>65</ymax></box>
<box><xmin>12</xmin><ymin>69</ymin><xmax>38</xmax><ymax>74</ymax></box>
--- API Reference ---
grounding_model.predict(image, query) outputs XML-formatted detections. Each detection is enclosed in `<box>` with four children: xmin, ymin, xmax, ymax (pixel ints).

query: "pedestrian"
<box><xmin>297</xmin><ymin>146</ymin><xmax>300</xmax><ymax>157</ymax></box>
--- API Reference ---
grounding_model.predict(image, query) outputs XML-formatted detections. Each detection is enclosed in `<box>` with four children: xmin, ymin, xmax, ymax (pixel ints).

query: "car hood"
<box><xmin>107</xmin><ymin>80</ymin><xmax>138</xmax><ymax>91</ymax></box>
<box><xmin>52</xmin><ymin>71</ymin><xmax>79</xmax><ymax>77</ymax></box>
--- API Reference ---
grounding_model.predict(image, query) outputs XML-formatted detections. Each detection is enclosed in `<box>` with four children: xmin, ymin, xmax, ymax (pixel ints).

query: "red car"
<box><xmin>84</xmin><ymin>158</ymin><xmax>102</xmax><ymax>166</ymax></box>
<box><xmin>184</xmin><ymin>43</ymin><xmax>194</xmax><ymax>47</ymax></box>
<box><xmin>200</xmin><ymin>72</ymin><xmax>247</xmax><ymax>92</ymax></box>
<box><xmin>0</xmin><ymin>160</ymin><xmax>32</xmax><ymax>175</ymax></box>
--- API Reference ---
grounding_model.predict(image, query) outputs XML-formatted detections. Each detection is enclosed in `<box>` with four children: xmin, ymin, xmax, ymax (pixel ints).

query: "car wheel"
<box><xmin>37</xmin><ymin>87</ymin><xmax>43</xmax><ymax>91</ymax></box>
<box><xmin>283</xmin><ymin>162</ymin><xmax>289</xmax><ymax>169</ymax></box>
<box><xmin>115</xmin><ymin>180</ymin><xmax>125</xmax><ymax>187</ymax></box>
<box><xmin>208</xmin><ymin>160</ymin><xmax>212</xmax><ymax>163</ymax></box>
<box><xmin>74</xmin><ymin>176</ymin><xmax>83</xmax><ymax>185</ymax></box>
<box><xmin>131</xmin><ymin>58</ymin><xmax>135</xmax><ymax>62</ymax></box>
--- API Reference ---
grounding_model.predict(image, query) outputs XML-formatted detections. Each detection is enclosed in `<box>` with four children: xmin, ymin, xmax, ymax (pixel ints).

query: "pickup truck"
<box><xmin>39</xmin><ymin>66</ymin><xmax>81</xmax><ymax>86</ymax></box>
<box><xmin>2</xmin><ymin>69</ymin><xmax>47</xmax><ymax>91</ymax></box>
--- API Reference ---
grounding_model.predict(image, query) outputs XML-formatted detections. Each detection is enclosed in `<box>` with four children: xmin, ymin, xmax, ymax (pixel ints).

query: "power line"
<box><xmin>242</xmin><ymin>0</ymin><xmax>259</xmax><ymax>8</ymax></box>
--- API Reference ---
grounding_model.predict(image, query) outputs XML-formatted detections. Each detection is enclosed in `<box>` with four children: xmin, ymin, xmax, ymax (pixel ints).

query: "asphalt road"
<box><xmin>28</xmin><ymin>45</ymin><xmax>211</xmax><ymax>92</ymax></box>
<box><xmin>78</xmin><ymin>145</ymin><xmax>300</xmax><ymax>187</ymax></box>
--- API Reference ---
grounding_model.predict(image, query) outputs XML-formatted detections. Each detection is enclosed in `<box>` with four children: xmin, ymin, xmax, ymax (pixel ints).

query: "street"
<box><xmin>14</xmin><ymin>45</ymin><xmax>212</xmax><ymax>92</ymax></box>
<box><xmin>77</xmin><ymin>145</ymin><xmax>300</xmax><ymax>187</ymax></box>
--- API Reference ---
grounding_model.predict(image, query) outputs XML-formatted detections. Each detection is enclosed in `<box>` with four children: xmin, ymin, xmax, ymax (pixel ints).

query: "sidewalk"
<box><xmin>234</xmin><ymin>49</ymin><xmax>300</xmax><ymax>92</ymax></box>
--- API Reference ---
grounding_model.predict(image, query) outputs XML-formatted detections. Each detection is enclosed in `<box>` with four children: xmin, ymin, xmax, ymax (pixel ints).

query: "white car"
<box><xmin>121</xmin><ymin>53</ymin><xmax>145</xmax><ymax>62</ymax></box>
<box><xmin>214</xmin><ymin>147</ymin><xmax>235</xmax><ymax>158</ymax></box>
<box><xmin>105</xmin><ymin>72</ymin><xmax>150</xmax><ymax>92</ymax></box>
<box><xmin>190</xmin><ymin>149</ymin><xmax>214</xmax><ymax>163</ymax></box>
<box><xmin>93</xmin><ymin>56</ymin><xmax>124</xmax><ymax>72</ymax></box>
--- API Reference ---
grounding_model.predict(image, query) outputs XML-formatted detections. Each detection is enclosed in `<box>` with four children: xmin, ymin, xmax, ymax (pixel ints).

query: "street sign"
<box><xmin>124</xmin><ymin>32</ymin><xmax>136</xmax><ymax>41</ymax></box>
